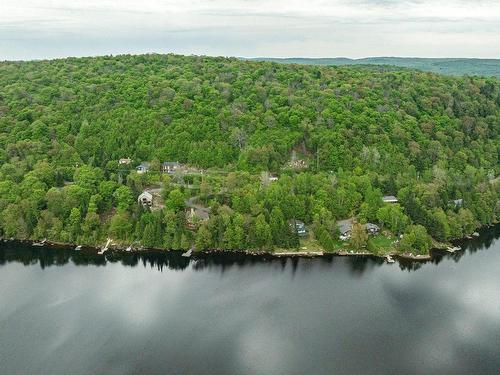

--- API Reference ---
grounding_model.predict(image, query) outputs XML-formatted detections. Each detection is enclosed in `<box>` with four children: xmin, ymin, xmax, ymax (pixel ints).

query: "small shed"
<box><xmin>452</xmin><ymin>199</ymin><xmax>464</xmax><ymax>208</ymax></box>
<box><xmin>138</xmin><ymin>191</ymin><xmax>153</xmax><ymax>206</ymax></box>
<box><xmin>162</xmin><ymin>162</ymin><xmax>180</xmax><ymax>174</ymax></box>
<box><xmin>137</xmin><ymin>162</ymin><xmax>150</xmax><ymax>174</ymax></box>
<box><xmin>382</xmin><ymin>195</ymin><xmax>398</xmax><ymax>204</ymax></box>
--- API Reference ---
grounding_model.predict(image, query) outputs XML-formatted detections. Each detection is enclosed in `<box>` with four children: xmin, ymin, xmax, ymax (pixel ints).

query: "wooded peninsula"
<box><xmin>0</xmin><ymin>54</ymin><xmax>498</xmax><ymax>256</ymax></box>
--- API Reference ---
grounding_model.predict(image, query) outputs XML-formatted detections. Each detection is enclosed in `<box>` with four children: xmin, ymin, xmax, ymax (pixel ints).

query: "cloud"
<box><xmin>0</xmin><ymin>0</ymin><xmax>499</xmax><ymax>59</ymax></box>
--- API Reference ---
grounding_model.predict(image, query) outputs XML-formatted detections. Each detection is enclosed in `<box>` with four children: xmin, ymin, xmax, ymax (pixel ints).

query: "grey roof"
<box><xmin>187</xmin><ymin>208</ymin><xmax>209</xmax><ymax>221</ymax></box>
<box><xmin>162</xmin><ymin>161</ymin><xmax>180</xmax><ymax>167</ymax></box>
<box><xmin>338</xmin><ymin>223</ymin><xmax>353</xmax><ymax>235</ymax></box>
<box><xmin>365</xmin><ymin>223</ymin><xmax>380</xmax><ymax>231</ymax></box>
<box><xmin>337</xmin><ymin>218</ymin><xmax>354</xmax><ymax>235</ymax></box>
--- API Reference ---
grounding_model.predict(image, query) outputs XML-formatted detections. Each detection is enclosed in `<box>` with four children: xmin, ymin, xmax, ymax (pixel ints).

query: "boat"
<box><xmin>182</xmin><ymin>249</ymin><xmax>193</xmax><ymax>258</ymax></box>
<box><xmin>386</xmin><ymin>255</ymin><xmax>395</xmax><ymax>264</ymax></box>
<box><xmin>125</xmin><ymin>245</ymin><xmax>133</xmax><ymax>252</ymax></box>
<box><xmin>447</xmin><ymin>246</ymin><xmax>461</xmax><ymax>253</ymax></box>
<box><xmin>472</xmin><ymin>232</ymin><xmax>480</xmax><ymax>237</ymax></box>
<box><xmin>74</xmin><ymin>245</ymin><xmax>82</xmax><ymax>251</ymax></box>
<box><xmin>33</xmin><ymin>239</ymin><xmax>47</xmax><ymax>247</ymax></box>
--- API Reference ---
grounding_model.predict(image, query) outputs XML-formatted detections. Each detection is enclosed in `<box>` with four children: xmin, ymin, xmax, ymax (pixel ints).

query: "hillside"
<box><xmin>0</xmin><ymin>54</ymin><xmax>498</xmax><ymax>254</ymax></box>
<box><xmin>250</xmin><ymin>57</ymin><xmax>500</xmax><ymax>78</ymax></box>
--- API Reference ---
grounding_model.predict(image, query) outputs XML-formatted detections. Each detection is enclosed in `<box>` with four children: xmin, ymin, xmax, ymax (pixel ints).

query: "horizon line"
<box><xmin>2</xmin><ymin>51</ymin><xmax>500</xmax><ymax>63</ymax></box>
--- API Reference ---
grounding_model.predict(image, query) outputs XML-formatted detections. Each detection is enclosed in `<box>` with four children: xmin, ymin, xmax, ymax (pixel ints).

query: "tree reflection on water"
<box><xmin>0</xmin><ymin>225</ymin><xmax>498</xmax><ymax>274</ymax></box>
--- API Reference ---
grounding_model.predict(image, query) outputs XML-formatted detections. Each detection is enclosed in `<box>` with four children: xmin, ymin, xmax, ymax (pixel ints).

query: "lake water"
<box><xmin>1</xmin><ymin>226</ymin><xmax>500</xmax><ymax>375</ymax></box>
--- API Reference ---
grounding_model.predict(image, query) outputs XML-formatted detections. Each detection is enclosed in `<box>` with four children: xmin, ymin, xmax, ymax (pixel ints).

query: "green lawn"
<box><xmin>367</xmin><ymin>235</ymin><xmax>396</xmax><ymax>255</ymax></box>
<box><xmin>273</xmin><ymin>233</ymin><xmax>398</xmax><ymax>256</ymax></box>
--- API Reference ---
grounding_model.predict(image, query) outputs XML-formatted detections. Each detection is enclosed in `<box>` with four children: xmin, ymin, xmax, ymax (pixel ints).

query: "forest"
<box><xmin>0</xmin><ymin>53</ymin><xmax>498</xmax><ymax>255</ymax></box>
<box><xmin>252</xmin><ymin>57</ymin><xmax>500</xmax><ymax>78</ymax></box>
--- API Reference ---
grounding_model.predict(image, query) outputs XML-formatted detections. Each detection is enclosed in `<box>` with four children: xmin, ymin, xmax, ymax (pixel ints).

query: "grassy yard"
<box><xmin>297</xmin><ymin>236</ymin><xmax>353</xmax><ymax>253</ymax></box>
<box><xmin>367</xmin><ymin>235</ymin><xmax>396</xmax><ymax>255</ymax></box>
<box><xmin>273</xmin><ymin>233</ymin><xmax>398</xmax><ymax>256</ymax></box>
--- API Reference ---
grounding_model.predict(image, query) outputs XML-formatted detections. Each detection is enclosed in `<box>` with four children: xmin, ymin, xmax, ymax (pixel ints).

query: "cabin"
<box><xmin>289</xmin><ymin>220</ymin><xmax>307</xmax><ymax>237</ymax></box>
<box><xmin>382</xmin><ymin>195</ymin><xmax>398</xmax><ymax>204</ymax></box>
<box><xmin>452</xmin><ymin>199</ymin><xmax>464</xmax><ymax>208</ymax></box>
<box><xmin>365</xmin><ymin>223</ymin><xmax>380</xmax><ymax>235</ymax></box>
<box><xmin>186</xmin><ymin>208</ymin><xmax>210</xmax><ymax>228</ymax></box>
<box><xmin>136</xmin><ymin>162</ymin><xmax>150</xmax><ymax>174</ymax></box>
<box><xmin>138</xmin><ymin>191</ymin><xmax>153</xmax><ymax>206</ymax></box>
<box><xmin>119</xmin><ymin>158</ymin><xmax>132</xmax><ymax>165</ymax></box>
<box><xmin>269</xmin><ymin>175</ymin><xmax>279</xmax><ymax>182</ymax></box>
<box><xmin>161</xmin><ymin>161</ymin><xmax>180</xmax><ymax>174</ymax></box>
<box><xmin>338</xmin><ymin>222</ymin><xmax>353</xmax><ymax>241</ymax></box>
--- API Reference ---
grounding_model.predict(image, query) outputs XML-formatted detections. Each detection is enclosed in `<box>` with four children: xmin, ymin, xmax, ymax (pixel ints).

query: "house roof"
<box><xmin>338</xmin><ymin>222</ymin><xmax>353</xmax><ymax>235</ymax></box>
<box><xmin>138</xmin><ymin>191</ymin><xmax>153</xmax><ymax>201</ymax></box>
<box><xmin>337</xmin><ymin>218</ymin><xmax>354</xmax><ymax>235</ymax></box>
<box><xmin>365</xmin><ymin>223</ymin><xmax>380</xmax><ymax>231</ymax></box>
<box><xmin>186</xmin><ymin>208</ymin><xmax>209</xmax><ymax>221</ymax></box>
<box><xmin>137</xmin><ymin>162</ymin><xmax>150</xmax><ymax>168</ymax></box>
<box><xmin>382</xmin><ymin>195</ymin><xmax>398</xmax><ymax>202</ymax></box>
<box><xmin>289</xmin><ymin>219</ymin><xmax>305</xmax><ymax>227</ymax></box>
<box><xmin>162</xmin><ymin>161</ymin><xmax>180</xmax><ymax>167</ymax></box>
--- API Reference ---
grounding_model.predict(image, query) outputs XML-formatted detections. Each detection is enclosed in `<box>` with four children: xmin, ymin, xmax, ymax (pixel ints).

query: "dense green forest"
<box><xmin>0</xmin><ymin>53</ymin><xmax>499</xmax><ymax>254</ymax></box>
<box><xmin>251</xmin><ymin>57</ymin><xmax>500</xmax><ymax>78</ymax></box>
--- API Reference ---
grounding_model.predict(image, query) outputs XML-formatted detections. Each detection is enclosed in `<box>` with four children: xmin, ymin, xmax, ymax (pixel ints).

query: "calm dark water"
<box><xmin>1</xmin><ymin>226</ymin><xmax>500</xmax><ymax>375</ymax></box>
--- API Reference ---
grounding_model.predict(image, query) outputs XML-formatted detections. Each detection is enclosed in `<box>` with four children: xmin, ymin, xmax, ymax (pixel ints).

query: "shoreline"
<box><xmin>1</xmin><ymin>223</ymin><xmax>497</xmax><ymax>263</ymax></box>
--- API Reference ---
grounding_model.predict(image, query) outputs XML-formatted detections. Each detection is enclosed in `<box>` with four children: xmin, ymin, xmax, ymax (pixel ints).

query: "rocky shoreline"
<box><xmin>0</xmin><ymin>238</ymin><xmax>467</xmax><ymax>263</ymax></box>
<box><xmin>1</xmin><ymin>223</ymin><xmax>497</xmax><ymax>263</ymax></box>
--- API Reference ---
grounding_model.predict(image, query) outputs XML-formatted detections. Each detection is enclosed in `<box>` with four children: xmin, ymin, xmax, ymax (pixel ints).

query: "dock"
<box><xmin>98</xmin><ymin>238</ymin><xmax>112</xmax><ymax>255</ymax></box>
<box><xmin>337</xmin><ymin>251</ymin><xmax>372</xmax><ymax>256</ymax></box>
<box><xmin>398</xmin><ymin>253</ymin><xmax>432</xmax><ymax>261</ymax></box>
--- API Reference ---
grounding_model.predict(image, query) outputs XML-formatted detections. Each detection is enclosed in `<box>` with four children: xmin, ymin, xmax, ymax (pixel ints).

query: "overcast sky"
<box><xmin>1</xmin><ymin>0</ymin><xmax>500</xmax><ymax>60</ymax></box>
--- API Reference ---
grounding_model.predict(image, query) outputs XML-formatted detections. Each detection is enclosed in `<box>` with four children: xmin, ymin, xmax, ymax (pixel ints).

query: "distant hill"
<box><xmin>249</xmin><ymin>57</ymin><xmax>500</xmax><ymax>78</ymax></box>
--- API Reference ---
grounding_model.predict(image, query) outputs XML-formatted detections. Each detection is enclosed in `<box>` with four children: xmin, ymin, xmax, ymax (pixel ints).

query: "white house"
<box><xmin>138</xmin><ymin>191</ymin><xmax>153</xmax><ymax>206</ymax></box>
<box><xmin>119</xmin><ymin>158</ymin><xmax>132</xmax><ymax>165</ymax></box>
<box><xmin>161</xmin><ymin>162</ymin><xmax>180</xmax><ymax>174</ymax></box>
<box><xmin>382</xmin><ymin>195</ymin><xmax>398</xmax><ymax>204</ymax></box>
